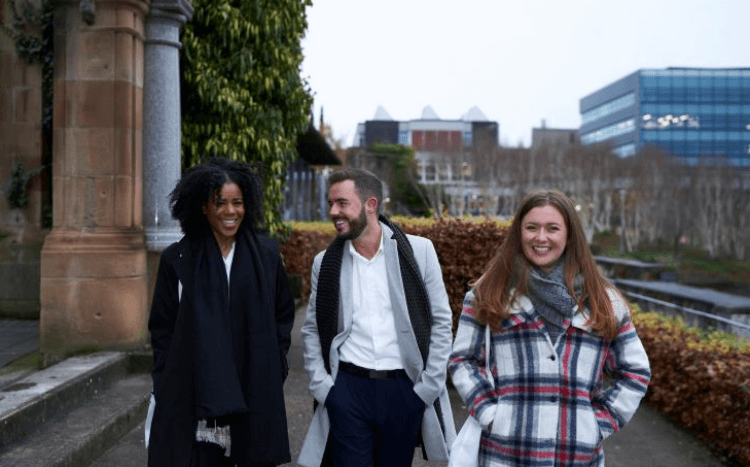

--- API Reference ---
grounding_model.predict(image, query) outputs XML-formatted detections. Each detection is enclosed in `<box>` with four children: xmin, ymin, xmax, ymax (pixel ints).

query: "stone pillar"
<box><xmin>143</xmin><ymin>0</ymin><xmax>193</xmax><ymax>252</ymax></box>
<box><xmin>40</xmin><ymin>0</ymin><xmax>150</xmax><ymax>364</ymax></box>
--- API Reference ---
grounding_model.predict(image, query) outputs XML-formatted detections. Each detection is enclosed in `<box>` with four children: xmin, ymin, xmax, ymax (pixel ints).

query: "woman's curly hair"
<box><xmin>169</xmin><ymin>157</ymin><xmax>265</xmax><ymax>239</ymax></box>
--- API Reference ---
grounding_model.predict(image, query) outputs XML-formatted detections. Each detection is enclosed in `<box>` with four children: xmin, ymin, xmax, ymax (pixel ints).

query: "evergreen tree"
<box><xmin>181</xmin><ymin>0</ymin><xmax>313</xmax><ymax>232</ymax></box>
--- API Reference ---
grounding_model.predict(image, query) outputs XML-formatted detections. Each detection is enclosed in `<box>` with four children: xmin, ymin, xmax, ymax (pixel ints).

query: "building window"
<box><xmin>452</xmin><ymin>163</ymin><xmax>462</xmax><ymax>181</ymax></box>
<box><xmin>581</xmin><ymin>118</ymin><xmax>635</xmax><ymax>145</ymax></box>
<box><xmin>424</xmin><ymin>164</ymin><xmax>436</xmax><ymax>182</ymax></box>
<box><xmin>581</xmin><ymin>93</ymin><xmax>636</xmax><ymax>125</ymax></box>
<box><xmin>642</xmin><ymin>112</ymin><xmax>699</xmax><ymax>130</ymax></box>
<box><xmin>613</xmin><ymin>144</ymin><xmax>636</xmax><ymax>157</ymax></box>
<box><xmin>438</xmin><ymin>164</ymin><xmax>449</xmax><ymax>181</ymax></box>
<box><xmin>398</xmin><ymin>130</ymin><xmax>409</xmax><ymax>145</ymax></box>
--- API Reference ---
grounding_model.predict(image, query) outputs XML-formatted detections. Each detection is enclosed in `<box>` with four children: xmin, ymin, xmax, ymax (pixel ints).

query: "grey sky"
<box><xmin>301</xmin><ymin>0</ymin><xmax>748</xmax><ymax>148</ymax></box>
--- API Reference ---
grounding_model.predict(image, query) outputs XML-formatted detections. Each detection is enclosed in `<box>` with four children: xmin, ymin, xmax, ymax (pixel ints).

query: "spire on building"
<box><xmin>421</xmin><ymin>105</ymin><xmax>440</xmax><ymax>120</ymax></box>
<box><xmin>373</xmin><ymin>105</ymin><xmax>393</xmax><ymax>120</ymax></box>
<box><xmin>463</xmin><ymin>106</ymin><xmax>488</xmax><ymax>122</ymax></box>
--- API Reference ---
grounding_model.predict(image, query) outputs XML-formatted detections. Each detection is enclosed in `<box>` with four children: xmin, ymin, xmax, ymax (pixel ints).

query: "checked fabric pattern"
<box><xmin>449</xmin><ymin>288</ymin><xmax>651</xmax><ymax>466</ymax></box>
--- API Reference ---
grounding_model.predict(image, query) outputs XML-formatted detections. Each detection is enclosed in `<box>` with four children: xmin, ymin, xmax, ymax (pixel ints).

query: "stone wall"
<box><xmin>0</xmin><ymin>0</ymin><xmax>47</xmax><ymax>318</ymax></box>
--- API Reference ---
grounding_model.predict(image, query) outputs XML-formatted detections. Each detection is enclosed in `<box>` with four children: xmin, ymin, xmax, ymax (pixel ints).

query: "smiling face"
<box><xmin>202</xmin><ymin>182</ymin><xmax>245</xmax><ymax>245</ymax></box>
<box><xmin>520</xmin><ymin>205</ymin><xmax>568</xmax><ymax>272</ymax></box>
<box><xmin>328</xmin><ymin>180</ymin><xmax>370</xmax><ymax>240</ymax></box>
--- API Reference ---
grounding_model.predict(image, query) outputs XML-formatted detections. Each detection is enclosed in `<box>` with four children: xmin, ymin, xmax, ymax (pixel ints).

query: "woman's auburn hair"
<box><xmin>473</xmin><ymin>189</ymin><xmax>619</xmax><ymax>341</ymax></box>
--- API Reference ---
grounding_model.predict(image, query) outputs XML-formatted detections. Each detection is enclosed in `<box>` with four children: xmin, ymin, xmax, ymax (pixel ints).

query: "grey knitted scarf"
<box><xmin>526</xmin><ymin>260</ymin><xmax>582</xmax><ymax>345</ymax></box>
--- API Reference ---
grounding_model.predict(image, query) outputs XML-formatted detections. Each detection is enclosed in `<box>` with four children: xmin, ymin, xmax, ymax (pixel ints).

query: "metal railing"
<box><xmin>621</xmin><ymin>290</ymin><xmax>750</xmax><ymax>332</ymax></box>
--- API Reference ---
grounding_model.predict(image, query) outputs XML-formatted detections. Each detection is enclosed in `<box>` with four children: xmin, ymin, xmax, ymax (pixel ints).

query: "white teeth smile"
<box><xmin>223</xmin><ymin>220</ymin><xmax>237</xmax><ymax>226</ymax></box>
<box><xmin>533</xmin><ymin>247</ymin><xmax>551</xmax><ymax>253</ymax></box>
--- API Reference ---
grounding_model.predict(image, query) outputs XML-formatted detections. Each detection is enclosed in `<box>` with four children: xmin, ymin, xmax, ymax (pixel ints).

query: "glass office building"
<box><xmin>580</xmin><ymin>68</ymin><xmax>750</xmax><ymax>166</ymax></box>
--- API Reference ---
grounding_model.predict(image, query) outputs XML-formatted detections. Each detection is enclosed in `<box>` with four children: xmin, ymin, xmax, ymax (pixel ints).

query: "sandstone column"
<box><xmin>40</xmin><ymin>0</ymin><xmax>150</xmax><ymax>364</ymax></box>
<box><xmin>143</xmin><ymin>0</ymin><xmax>193</xmax><ymax>252</ymax></box>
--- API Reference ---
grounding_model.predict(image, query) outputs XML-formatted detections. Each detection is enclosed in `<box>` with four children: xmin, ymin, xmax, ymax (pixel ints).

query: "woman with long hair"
<box><xmin>147</xmin><ymin>157</ymin><xmax>295</xmax><ymax>466</ymax></box>
<box><xmin>449</xmin><ymin>189</ymin><xmax>650</xmax><ymax>466</ymax></box>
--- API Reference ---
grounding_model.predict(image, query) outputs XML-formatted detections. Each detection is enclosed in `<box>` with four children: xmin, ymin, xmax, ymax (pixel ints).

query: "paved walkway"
<box><xmin>1</xmin><ymin>311</ymin><xmax>734</xmax><ymax>466</ymax></box>
<box><xmin>0</xmin><ymin>319</ymin><xmax>38</xmax><ymax>367</ymax></box>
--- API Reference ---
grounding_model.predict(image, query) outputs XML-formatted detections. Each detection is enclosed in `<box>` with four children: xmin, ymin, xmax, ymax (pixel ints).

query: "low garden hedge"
<box><xmin>632</xmin><ymin>308</ymin><xmax>750</xmax><ymax>465</ymax></box>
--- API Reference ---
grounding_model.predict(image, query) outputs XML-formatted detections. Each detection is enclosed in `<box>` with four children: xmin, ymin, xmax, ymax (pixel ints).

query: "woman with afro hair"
<box><xmin>147</xmin><ymin>157</ymin><xmax>295</xmax><ymax>466</ymax></box>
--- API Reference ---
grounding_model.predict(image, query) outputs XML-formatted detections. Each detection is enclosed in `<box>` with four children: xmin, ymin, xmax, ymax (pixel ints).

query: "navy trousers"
<box><xmin>326</xmin><ymin>366</ymin><xmax>425</xmax><ymax>467</ymax></box>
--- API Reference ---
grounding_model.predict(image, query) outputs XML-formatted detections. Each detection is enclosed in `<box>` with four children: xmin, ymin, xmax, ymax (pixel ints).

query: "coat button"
<box><xmin>550</xmin><ymin>396</ymin><xmax>558</xmax><ymax>403</ymax></box>
<box><xmin>549</xmin><ymin>355</ymin><xmax>556</xmax><ymax>361</ymax></box>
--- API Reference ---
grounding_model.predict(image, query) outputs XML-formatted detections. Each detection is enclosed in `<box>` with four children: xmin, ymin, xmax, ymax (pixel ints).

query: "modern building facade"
<box><xmin>352</xmin><ymin>105</ymin><xmax>498</xmax><ymax>182</ymax></box>
<box><xmin>580</xmin><ymin>68</ymin><xmax>750</xmax><ymax>166</ymax></box>
<box><xmin>530</xmin><ymin>124</ymin><xmax>579</xmax><ymax>150</ymax></box>
<box><xmin>351</xmin><ymin>106</ymin><xmax>501</xmax><ymax>215</ymax></box>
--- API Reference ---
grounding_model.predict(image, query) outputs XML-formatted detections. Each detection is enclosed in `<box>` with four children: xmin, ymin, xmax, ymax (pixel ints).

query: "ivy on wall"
<box><xmin>1</xmin><ymin>0</ymin><xmax>54</xmax><ymax>226</ymax></box>
<box><xmin>4</xmin><ymin>160</ymin><xmax>44</xmax><ymax>209</ymax></box>
<box><xmin>1</xmin><ymin>0</ymin><xmax>53</xmax><ymax>130</ymax></box>
<box><xmin>180</xmin><ymin>0</ymin><xmax>314</xmax><ymax>235</ymax></box>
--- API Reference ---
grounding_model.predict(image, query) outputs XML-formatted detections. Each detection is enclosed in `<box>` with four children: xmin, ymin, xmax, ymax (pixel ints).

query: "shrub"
<box><xmin>399</xmin><ymin>218</ymin><xmax>508</xmax><ymax>333</ymax></box>
<box><xmin>279</xmin><ymin>229</ymin><xmax>332</xmax><ymax>299</ymax></box>
<box><xmin>633</xmin><ymin>306</ymin><xmax>750</xmax><ymax>465</ymax></box>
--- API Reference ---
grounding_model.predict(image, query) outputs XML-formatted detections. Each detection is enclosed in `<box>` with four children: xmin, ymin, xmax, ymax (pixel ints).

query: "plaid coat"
<box><xmin>449</xmin><ymin>288</ymin><xmax>650</xmax><ymax>467</ymax></box>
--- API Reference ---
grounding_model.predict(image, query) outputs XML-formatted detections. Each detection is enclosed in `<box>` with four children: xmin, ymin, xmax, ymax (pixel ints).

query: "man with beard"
<box><xmin>298</xmin><ymin>169</ymin><xmax>456</xmax><ymax>467</ymax></box>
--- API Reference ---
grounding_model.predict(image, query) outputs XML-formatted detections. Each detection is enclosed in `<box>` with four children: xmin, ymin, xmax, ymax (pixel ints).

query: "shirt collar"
<box><xmin>348</xmin><ymin>228</ymin><xmax>385</xmax><ymax>262</ymax></box>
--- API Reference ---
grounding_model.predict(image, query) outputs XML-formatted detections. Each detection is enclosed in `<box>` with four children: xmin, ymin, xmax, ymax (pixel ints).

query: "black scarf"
<box><xmin>526</xmin><ymin>260</ymin><xmax>582</xmax><ymax>345</ymax></box>
<box><xmin>181</xmin><ymin>227</ymin><xmax>268</xmax><ymax>419</ymax></box>
<box><xmin>315</xmin><ymin>215</ymin><xmax>444</xmax><ymax>435</ymax></box>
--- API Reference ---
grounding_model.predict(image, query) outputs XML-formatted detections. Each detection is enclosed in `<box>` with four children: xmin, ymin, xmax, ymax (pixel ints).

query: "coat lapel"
<box><xmin>382</xmin><ymin>224</ymin><xmax>423</xmax><ymax>378</ymax></box>
<box><xmin>339</xmin><ymin>245</ymin><xmax>354</xmax><ymax>333</ymax></box>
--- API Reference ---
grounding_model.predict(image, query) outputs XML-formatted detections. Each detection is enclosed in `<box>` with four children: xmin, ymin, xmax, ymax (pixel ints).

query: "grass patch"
<box><xmin>592</xmin><ymin>231</ymin><xmax>750</xmax><ymax>294</ymax></box>
<box><xmin>0</xmin><ymin>351</ymin><xmax>41</xmax><ymax>376</ymax></box>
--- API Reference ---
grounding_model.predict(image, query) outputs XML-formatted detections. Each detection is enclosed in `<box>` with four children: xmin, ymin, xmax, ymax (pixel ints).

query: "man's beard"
<box><xmin>335</xmin><ymin>207</ymin><xmax>367</xmax><ymax>240</ymax></box>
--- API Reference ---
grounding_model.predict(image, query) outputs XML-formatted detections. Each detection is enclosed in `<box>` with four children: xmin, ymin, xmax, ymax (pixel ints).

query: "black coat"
<box><xmin>148</xmin><ymin>233</ymin><xmax>295</xmax><ymax>466</ymax></box>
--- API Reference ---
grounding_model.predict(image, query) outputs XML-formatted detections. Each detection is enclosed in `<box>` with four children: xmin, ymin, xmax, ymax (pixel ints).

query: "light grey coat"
<box><xmin>298</xmin><ymin>223</ymin><xmax>456</xmax><ymax>466</ymax></box>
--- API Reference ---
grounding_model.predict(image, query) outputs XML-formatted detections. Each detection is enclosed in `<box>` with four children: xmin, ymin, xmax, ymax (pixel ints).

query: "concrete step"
<box><xmin>0</xmin><ymin>351</ymin><xmax>152</xmax><ymax>467</ymax></box>
<box><xmin>89</xmin><ymin>420</ymin><xmax>147</xmax><ymax>467</ymax></box>
<box><xmin>0</xmin><ymin>352</ymin><xmax>129</xmax><ymax>448</ymax></box>
<box><xmin>0</xmin><ymin>372</ymin><xmax>150</xmax><ymax>467</ymax></box>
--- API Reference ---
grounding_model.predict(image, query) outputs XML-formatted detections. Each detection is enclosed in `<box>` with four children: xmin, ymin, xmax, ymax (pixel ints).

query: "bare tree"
<box><xmin>728</xmin><ymin>171</ymin><xmax>750</xmax><ymax>260</ymax></box>
<box><xmin>690</xmin><ymin>157</ymin><xmax>731</xmax><ymax>259</ymax></box>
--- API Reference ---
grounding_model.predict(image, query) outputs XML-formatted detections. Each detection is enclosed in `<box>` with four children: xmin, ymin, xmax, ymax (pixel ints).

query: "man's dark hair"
<box><xmin>328</xmin><ymin>168</ymin><xmax>383</xmax><ymax>214</ymax></box>
<box><xmin>169</xmin><ymin>157</ymin><xmax>264</xmax><ymax>238</ymax></box>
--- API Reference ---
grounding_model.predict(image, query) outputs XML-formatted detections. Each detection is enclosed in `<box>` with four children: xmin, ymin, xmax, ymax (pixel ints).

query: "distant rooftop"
<box><xmin>369</xmin><ymin>105</ymin><xmax>490</xmax><ymax>122</ymax></box>
<box><xmin>372</xmin><ymin>105</ymin><xmax>393</xmax><ymax>120</ymax></box>
<box><xmin>463</xmin><ymin>106</ymin><xmax>488</xmax><ymax>121</ymax></box>
<box><xmin>421</xmin><ymin>106</ymin><xmax>440</xmax><ymax>120</ymax></box>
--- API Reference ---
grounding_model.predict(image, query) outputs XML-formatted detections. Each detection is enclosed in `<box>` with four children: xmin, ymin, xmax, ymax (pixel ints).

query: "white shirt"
<box><xmin>223</xmin><ymin>241</ymin><xmax>236</xmax><ymax>293</ymax></box>
<box><xmin>338</xmin><ymin>232</ymin><xmax>403</xmax><ymax>370</ymax></box>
